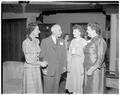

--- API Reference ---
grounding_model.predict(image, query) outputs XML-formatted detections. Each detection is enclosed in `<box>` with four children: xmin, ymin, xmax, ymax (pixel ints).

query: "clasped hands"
<box><xmin>42</xmin><ymin>66</ymin><xmax>67</xmax><ymax>75</ymax></box>
<box><xmin>87</xmin><ymin>69</ymin><xmax>94</xmax><ymax>76</ymax></box>
<box><xmin>40</xmin><ymin>61</ymin><xmax>48</xmax><ymax>75</ymax></box>
<box><xmin>40</xmin><ymin>61</ymin><xmax>48</xmax><ymax>67</ymax></box>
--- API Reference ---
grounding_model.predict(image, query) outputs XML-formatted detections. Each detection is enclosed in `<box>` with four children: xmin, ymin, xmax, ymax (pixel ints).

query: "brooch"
<box><xmin>60</xmin><ymin>42</ymin><xmax>63</xmax><ymax>45</ymax></box>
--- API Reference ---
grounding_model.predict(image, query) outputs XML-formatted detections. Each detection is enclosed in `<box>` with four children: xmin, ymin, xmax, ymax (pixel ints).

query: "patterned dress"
<box><xmin>22</xmin><ymin>38</ymin><xmax>43</xmax><ymax>93</ymax></box>
<box><xmin>83</xmin><ymin>36</ymin><xmax>107</xmax><ymax>93</ymax></box>
<box><xmin>65</xmin><ymin>37</ymin><xmax>87</xmax><ymax>93</ymax></box>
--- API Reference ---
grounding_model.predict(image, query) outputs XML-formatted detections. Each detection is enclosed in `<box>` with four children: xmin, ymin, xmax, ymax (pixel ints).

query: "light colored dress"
<box><xmin>65</xmin><ymin>37</ymin><xmax>87</xmax><ymax>93</ymax></box>
<box><xmin>22</xmin><ymin>38</ymin><xmax>43</xmax><ymax>93</ymax></box>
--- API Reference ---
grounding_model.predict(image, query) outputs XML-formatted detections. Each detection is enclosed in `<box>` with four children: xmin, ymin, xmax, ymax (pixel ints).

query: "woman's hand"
<box><xmin>40</xmin><ymin>61</ymin><xmax>48</xmax><ymax>67</ymax></box>
<box><xmin>87</xmin><ymin>69</ymin><xmax>93</xmax><ymax>76</ymax></box>
<box><xmin>42</xmin><ymin>69</ymin><xmax>47</xmax><ymax>75</ymax></box>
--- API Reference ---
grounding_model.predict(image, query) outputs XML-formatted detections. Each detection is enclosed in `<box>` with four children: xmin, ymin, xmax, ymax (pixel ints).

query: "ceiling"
<box><xmin>2</xmin><ymin>1</ymin><xmax>119</xmax><ymax>15</ymax></box>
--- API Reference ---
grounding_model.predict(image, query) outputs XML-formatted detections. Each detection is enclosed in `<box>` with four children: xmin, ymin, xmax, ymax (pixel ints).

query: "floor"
<box><xmin>59</xmin><ymin>79</ymin><xmax>119</xmax><ymax>94</ymax></box>
<box><xmin>106</xmin><ymin>87</ymin><xmax>119</xmax><ymax>94</ymax></box>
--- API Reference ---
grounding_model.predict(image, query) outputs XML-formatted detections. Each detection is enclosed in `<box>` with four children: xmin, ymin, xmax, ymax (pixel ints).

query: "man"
<box><xmin>40</xmin><ymin>24</ymin><xmax>67</xmax><ymax>93</ymax></box>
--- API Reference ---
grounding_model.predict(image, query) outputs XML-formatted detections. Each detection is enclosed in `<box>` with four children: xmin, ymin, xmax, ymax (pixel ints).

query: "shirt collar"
<box><xmin>51</xmin><ymin>35</ymin><xmax>56</xmax><ymax>44</ymax></box>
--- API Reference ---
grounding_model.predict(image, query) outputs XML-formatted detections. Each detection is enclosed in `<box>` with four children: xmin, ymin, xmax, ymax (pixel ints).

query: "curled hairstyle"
<box><xmin>87</xmin><ymin>22</ymin><xmax>101</xmax><ymax>35</ymax></box>
<box><xmin>72</xmin><ymin>24</ymin><xmax>87</xmax><ymax>37</ymax></box>
<box><xmin>26</xmin><ymin>22</ymin><xmax>38</xmax><ymax>36</ymax></box>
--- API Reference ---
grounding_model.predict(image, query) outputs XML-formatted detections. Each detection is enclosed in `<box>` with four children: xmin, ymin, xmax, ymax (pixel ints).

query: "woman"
<box><xmin>65</xmin><ymin>25</ymin><xmax>88</xmax><ymax>93</ymax></box>
<box><xmin>83</xmin><ymin>22</ymin><xmax>107</xmax><ymax>93</ymax></box>
<box><xmin>22</xmin><ymin>22</ymin><xmax>48</xmax><ymax>93</ymax></box>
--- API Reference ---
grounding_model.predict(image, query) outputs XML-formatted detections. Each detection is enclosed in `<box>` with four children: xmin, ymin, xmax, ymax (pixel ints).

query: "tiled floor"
<box><xmin>59</xmin><ymin>79</ymin><xmax>119</xmax><ymax>94</ymax></box>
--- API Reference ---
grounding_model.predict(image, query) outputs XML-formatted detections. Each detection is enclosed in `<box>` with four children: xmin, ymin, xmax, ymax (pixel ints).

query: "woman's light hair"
<box><xmin>87</xmin><ymin>22</ymin><xmax>101</xmax><ymax>35</ymax></box>
<box><xmin>72</xmin><ymin>24</ymin><xmax>87</xmax><ymax>37</ymax></box>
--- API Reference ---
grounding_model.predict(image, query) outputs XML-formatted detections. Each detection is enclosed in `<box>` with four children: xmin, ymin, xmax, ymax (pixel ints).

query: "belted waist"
<box><xmin>24</xmin><ymin>62</ymin><xmax>40</xmax><ymax>68</ymax></box>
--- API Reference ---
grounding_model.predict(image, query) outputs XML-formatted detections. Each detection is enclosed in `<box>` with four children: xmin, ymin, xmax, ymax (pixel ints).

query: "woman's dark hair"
<box><xmin>63</xmin><ymin>33</ymin><xmax>70</xmax><ymax>40</ymax></box>
<box><xmin>26</xmin><ymin>22</ymin><xmax>38</xmax><ymax>36</ymax></box>
<box><xmin>72</xmin><ymin>24</ymin><xmax>87</xmax><ymax>37</ymax></box>
<box><xmin>87</xmin><ymin>22</ymin><xmax>101</xmax><ymax>35</ymax></box>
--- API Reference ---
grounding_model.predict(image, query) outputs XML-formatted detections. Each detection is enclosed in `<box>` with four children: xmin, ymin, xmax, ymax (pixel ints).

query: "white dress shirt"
<box><xmin>51</xmin><ymin>35</ymin><xmax>57</xmax><ymax>44</ymax></box>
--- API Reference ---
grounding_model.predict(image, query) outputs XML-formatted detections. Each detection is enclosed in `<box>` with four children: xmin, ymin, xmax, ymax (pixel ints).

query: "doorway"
<box><xmin>2</xmin><ymin>19</ymin><xmax>26</xmax><ymax>62</ymax></box>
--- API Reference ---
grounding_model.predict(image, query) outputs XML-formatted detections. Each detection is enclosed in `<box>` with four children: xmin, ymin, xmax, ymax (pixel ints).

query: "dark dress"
<box><xmin>83</xmin><ymin>36</ymin><xmax>107</xmax><ymax>94</ymax></box>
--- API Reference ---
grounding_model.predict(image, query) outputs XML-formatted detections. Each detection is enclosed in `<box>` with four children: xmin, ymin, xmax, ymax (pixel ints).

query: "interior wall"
<box><xmin>2</xmin><ymin>13</ymin><xmax>40</xmax><ymax>26</ymax></box>
<box><xmin>44</xmin><ymin>13</ymin><xmax>106</xmax><ymax>37</ymax></box>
